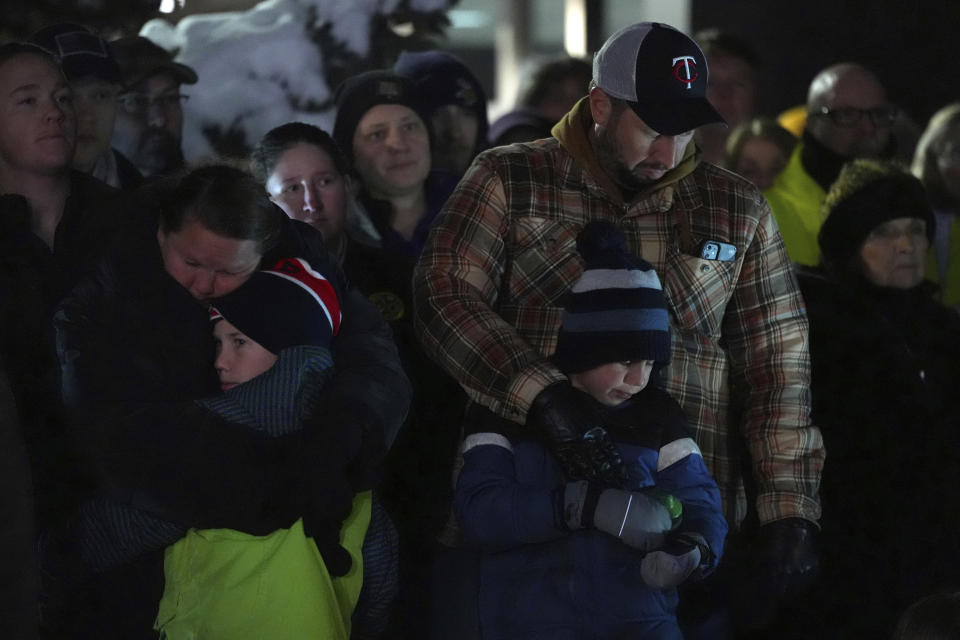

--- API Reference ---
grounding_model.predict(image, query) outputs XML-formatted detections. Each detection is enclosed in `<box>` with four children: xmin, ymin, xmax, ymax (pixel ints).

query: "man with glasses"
<box><xmin>109</xmin><ymin>36</ymin><xmax>197</xmax><ymax>179</ymax></box>
<box><xmin>29</xmin><ymin>23</ymin><xmax>143</xmax><ymax>191</ymax></box>
<box><xmin>765</xmin><ymin>62</ymin><xmax>897</xmax><ymax>265</ymax></box>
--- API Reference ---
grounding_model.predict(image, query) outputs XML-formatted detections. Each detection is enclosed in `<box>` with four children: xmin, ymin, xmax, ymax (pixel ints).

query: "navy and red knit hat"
<box><xmin>554</xmin><ymin>221</ymin><xmax>672</xmax><ymax>373</ymax></box>
<box><xmin>209</xmin><ymin>257</ymin><xmax>341</xmax><ymax>355</ymax></box>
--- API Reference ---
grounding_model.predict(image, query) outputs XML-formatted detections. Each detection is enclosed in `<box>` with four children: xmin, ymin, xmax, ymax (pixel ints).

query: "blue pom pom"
<box><xmin>576</xmin><ymin>220</ymin><xmax>628</xmax><ymax>266</ymax></box>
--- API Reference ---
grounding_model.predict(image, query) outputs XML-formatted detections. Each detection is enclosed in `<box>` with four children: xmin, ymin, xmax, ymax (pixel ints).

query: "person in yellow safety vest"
<box><xmin>764</xmin><ymin>63</ymin><xmax>896</xmax><ymax>266</ymax></box>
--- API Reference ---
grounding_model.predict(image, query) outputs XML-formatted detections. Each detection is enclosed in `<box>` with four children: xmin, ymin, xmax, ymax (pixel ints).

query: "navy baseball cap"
<box><xmin>109</xmin><ymin>36</ymin><xmax>197</xmax><ymax>88</ymax></box>
<box><xmin>593</xmin><ymin>22</ymin><xmax>725</xmax><ymax>136</ymax></box>
<box><xmin>28</xmin><ymin>23</ymin><xmax>122</xmax><ymax>84</ymax></box>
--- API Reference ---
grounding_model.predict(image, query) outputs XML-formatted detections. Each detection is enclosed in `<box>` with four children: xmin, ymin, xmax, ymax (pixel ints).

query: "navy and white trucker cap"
<box><xmin>593</xmin><ymin>22</ymin><xmax>726</xmax><ymax>135</ymax></box>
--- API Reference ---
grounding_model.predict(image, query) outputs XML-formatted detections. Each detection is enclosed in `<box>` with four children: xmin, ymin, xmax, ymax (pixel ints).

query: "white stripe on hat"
<box><xmin>265</xmin><ymin>258</ymin><xmax>339</xmax><ymax>334</ymax></box>
<box><xmin>571</xmin><ymin>268</ymin><xmax>662</xmax><ymax>293</ymax></box>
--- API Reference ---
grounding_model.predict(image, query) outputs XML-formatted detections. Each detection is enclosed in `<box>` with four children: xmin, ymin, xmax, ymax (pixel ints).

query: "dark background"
<box><xmin>4</xmin><ymin>0</ymin><xmax>958</xmax><ymax>131</ymax></box>
<box><xmin>690</xmin><ymin>0</ymin><xmax>960</xmax><ymax>125</ymax></box>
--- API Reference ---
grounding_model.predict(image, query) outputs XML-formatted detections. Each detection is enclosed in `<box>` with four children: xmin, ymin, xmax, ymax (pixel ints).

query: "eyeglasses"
<box><xmin>118</xmin><ymin>92</ymin><xmax>189</xmax><ymax>115</ymax></box>
<box><xmin>813</xmin><ymin>105</ymin><xmax>898</xmax><ymax>128</ymax></box>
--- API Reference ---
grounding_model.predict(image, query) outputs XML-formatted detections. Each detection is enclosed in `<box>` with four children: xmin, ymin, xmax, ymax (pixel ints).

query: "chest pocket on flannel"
<box><xmin>498</xmin><ymin>217</ymin><xmax>579</xmax><ymax>355</ymax></box>
<box><xmin>661</xmin><ymin>243</ymin><xmax>741</xmax><ymax>338</ymax></box>
<box><xmin>503</xmin><ymin>217</ymin><xmax>580</xmax><ymax>307</ymax></box>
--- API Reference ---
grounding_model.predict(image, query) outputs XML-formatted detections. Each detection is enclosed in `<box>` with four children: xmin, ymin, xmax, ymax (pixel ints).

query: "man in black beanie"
<box><xmin>332</xmin><ymin>69</ymin><xmax>459</xmax><ymax>262</ymax></box>
<box><xmin>332</xmin><ymin>70</ymin><xmax>466</xmax><ymax>639</ymax></box>
<box><xmin>394</xmin><ymin>50</ymin><xmax>489</xmax><ymax>174</ymax></box>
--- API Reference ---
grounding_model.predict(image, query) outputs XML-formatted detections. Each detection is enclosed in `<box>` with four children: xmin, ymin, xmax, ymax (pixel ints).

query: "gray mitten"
<box><xmin>641</xmin><ymin>532</ymin><xmax>710</xmax><ymax>589</ymax></box>
<box><xmin>563</xmin><ymin>481</ymin><xmax>677</xmax><ymax>552</ymax></box>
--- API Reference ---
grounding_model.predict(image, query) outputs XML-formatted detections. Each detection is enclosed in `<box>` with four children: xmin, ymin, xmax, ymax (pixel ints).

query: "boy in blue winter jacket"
<box><xmin>453</xmin><ymin>221</ymin><xmax>728</xmax><ymax>640</ymax></box>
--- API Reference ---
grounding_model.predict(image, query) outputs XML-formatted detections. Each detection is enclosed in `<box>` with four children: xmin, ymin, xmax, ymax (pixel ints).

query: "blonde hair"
<box><xmin>911</xmin><ymin>103</ymin><xmax>960</xmax><ymax>208</ymax></box>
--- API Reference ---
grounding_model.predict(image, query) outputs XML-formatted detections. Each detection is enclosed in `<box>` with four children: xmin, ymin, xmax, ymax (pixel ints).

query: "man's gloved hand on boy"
<box><xmin>562</xmin><ymin>481</ymin><xmax>679</xmax><ymax>552</ymax></box>
<box><xmin>641</xmin><ymin>532</ymin><xmax>714</xmax><ymax>589</ymax></box>
<box><xmin>298</xmin><ymin>398</ymin><xmax>367</xmax><ymax>577</ymax></box>
<box><xmin>528</xmin><ymin>381</ymin><xmax>629</xmax><ymax>488</ymax></box>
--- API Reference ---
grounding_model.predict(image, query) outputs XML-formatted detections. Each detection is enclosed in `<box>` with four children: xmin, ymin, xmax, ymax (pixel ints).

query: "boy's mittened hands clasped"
<box><xmin>640</xmin><ymin>532</ymin><xmax>709</xmax><ymax>589</ymax></box>
<box><xmin>563</xmin><ymin>482</ymin><xmax>674</xmax><ymax>552</ymax></box>
<box><xmin>594</xmin><ymin>487</ymin><xmax>674</xmax><ymax>551</ymax></box>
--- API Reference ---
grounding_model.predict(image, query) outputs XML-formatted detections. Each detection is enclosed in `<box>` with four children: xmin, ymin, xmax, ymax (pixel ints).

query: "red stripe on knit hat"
<box><xmin>264</xmin><ymin>258</ymin><xmax>341</xmax><ymax>335</ymax></box>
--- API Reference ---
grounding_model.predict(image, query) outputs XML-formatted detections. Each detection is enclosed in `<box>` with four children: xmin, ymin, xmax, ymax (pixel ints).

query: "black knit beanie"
<box><xmin>818</xmin><ymin>165</ymin><xmax>935</xmax><ymax>271</ymax></box>
<box><xmin>209</xmin><ymin>257</ymin><xmax>341</xmax><ymax>355</ymax></box>
<box><xmin>332</xmin><ymin>70</ymin><xmax>431</xmax><ymax>164</ymax></box>
<box><xmin>554</xmin><ymin>221</ymin><xmax>672</xmax><ymax>374</ymax></box>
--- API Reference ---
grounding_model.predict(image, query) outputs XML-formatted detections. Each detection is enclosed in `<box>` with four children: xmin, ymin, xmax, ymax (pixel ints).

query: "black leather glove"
<box><xmin>298</xmin><ymin>400</ymin><xmax>370</xmax><ymax>578</ymax></box>
<box><xmin>528</xmin><ymin>381</ymin><xmax>629</xmax><ymax>488</ymax></box>
<box><xmin>757</xmin><ymin>517</ymin><xmax>820</xmax><ymax>600</ymax></box>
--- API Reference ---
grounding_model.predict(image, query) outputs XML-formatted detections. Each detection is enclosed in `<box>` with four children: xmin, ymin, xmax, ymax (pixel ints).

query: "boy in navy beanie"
<box><xmin>453</xmin><ymin>221</ymin><xmax>727</xmax><ymax>638</ymax></box>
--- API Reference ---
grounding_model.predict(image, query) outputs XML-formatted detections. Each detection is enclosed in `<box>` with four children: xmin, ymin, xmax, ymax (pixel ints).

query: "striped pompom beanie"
<box><xmin>554</xmin><ymin>221</ymin><xmax>671</xmax><ymax>373</ymax></box>
<box><xmin>209</xmin><ymin>257</ymin><xmax>341</xmax><ymax>356</ymax></box>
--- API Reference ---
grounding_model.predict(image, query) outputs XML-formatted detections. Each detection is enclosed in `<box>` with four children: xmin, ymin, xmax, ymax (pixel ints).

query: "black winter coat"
<box><xmin>347</xmin><ymin>174</ymin><xmax>468</xmax><ymax>541</ymax></box>
<box><xmin>52</xmin><ymin>207</ymin><xmax>411</xmax><ymax>637</ymax></box>
<box><xmin>797</xmin><ymin>266</ymin><xmax>960</xmax><ymax>637</ymax></box>
<box><xmin>0</xmin><ymin>172</ymin><xmax>133</xmax><ymax>530</ymax></box>
<box><xmin>56</xmin><ymin>206</ymin><xmax>411</xmax><ymax>526</ymax></box>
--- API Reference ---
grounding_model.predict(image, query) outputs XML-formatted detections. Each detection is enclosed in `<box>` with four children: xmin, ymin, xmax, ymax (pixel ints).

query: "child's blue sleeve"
<box><xmin>454</xmin><ymin>434</ymin><xmax>567</xmax><ymax>549</ymax></box>
<box><xmin>656</xmin><ymin>436</ymin><xmax>728</xmax><ymax>572</ymax></box>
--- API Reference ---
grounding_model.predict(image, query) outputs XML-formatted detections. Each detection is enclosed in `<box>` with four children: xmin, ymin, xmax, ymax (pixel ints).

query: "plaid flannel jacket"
<box><xmin>413</xmin><ymin>100</ymin><xmax>823</xmax><ymax>527</ymax></box>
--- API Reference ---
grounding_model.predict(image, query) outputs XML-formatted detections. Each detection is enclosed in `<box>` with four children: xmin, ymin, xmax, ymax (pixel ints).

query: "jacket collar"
<box><xmin>551</xmin><ymin>97</ymin><xmax>701</xmax><ymax>209</ymax></box>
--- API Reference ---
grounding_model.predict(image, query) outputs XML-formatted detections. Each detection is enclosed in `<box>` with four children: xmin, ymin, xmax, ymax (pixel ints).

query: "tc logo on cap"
<box><xmin>672</xmin><ymin>56</ymin><xmax>698</xmax><ymax>89</ymax></box>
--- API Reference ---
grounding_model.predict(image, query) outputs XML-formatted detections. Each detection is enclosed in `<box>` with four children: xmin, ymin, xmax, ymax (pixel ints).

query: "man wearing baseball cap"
<box><xmin>415</xmin><ymin>22</ymin><xmax>823</xmax><ymax>636</ymax></box>
<box><xmin>109</xmin><ymin>36</ymin><xmax>197</xmax><ymax>178</ymax></box>
<box><xmin>29</xmin><ymin>23</ymin><xmax>143</xmax><ymax>190</ymax></box>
